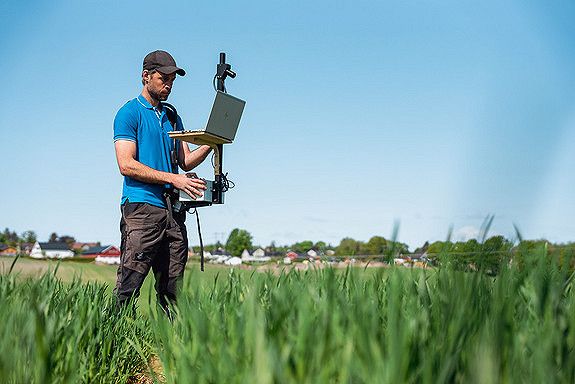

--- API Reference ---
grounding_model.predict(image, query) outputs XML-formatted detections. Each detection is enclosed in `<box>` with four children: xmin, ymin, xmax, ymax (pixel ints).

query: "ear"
<box><xmin>142</xmin><ymin>70</ymin><xmax>150</xmax><ymax>84</ymax></box>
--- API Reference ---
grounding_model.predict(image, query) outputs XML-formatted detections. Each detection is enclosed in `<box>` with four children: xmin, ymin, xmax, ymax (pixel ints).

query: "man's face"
<box><xmin>144</xmin><ymin>70</ymin><xmax>176</xmax><ymax>101</ymax></box>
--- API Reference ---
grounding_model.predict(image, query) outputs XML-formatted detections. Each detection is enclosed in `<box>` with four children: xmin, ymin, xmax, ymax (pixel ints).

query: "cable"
<box><xmin>220</xmin><ymin>172</ymin><xmax>235</xmax><ymax>192</ymax></box>
<box><xmin>209</xmin><ymin>152</ymin><xmax>235</xmax><ymax>192</ymax></box>
<box><xmin>191</xmin><ymin>207</ymin><xmax>205</xmax><ymax>272</ymax></box>
<box><xmin>212</xmin><ymin>74</ymin><xmax>227</xmax><ymax>93</ymax></box>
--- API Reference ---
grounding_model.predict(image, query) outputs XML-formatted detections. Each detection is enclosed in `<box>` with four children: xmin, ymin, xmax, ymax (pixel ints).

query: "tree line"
<box><xmin>201</xmin><ymin>228</ymin><xmax>575</xmax><ymax>272</ymax></box>
<box><xmin>0</xmin><ymin>228</ymin><xmax>79</xmax><ymax>250</ymax></box>
<box><xmin>427</xmin><ymin>237</ymin><xmax>575</xmax><ymax>274</ymax></box>
<box><xmin>194</xmin><ymin>228</ymin><xmax>411</xmax><ymax>258</ymax></box>
<box><xmin>2</xmin><ymin>227</ymin><xmax>573</xmax><ymax>270</ymax></box>
<box><xmin>0</xmin><ymin>228</ymin><xmax>37</xmax><ymax>247</ymax></box>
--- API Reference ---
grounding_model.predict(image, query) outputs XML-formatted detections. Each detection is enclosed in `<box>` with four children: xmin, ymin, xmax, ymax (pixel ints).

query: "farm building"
<box><xmin>30</xmin><ymin>242</ymin><xmax>74</xmax><ymax>259</ymax></box>
<box><xmin>253</xmin><ymin>248</ymin><xmax>266</xmax><ymax>258</ymax></box>
<box><xmin>20</xmin><ymin>243</ymin><xmax>34</xmax><ymax>255</ymax></box>
<box><xmin>285</xmin><ymin>251</ymin><xmax>298</xmax><ymax>259</ymax></box>
<box><xmin>73</xmin><ymin>242</ymin><xmax>99</xmax><ymax>252</ymax></box>
<box><xmin>241</xmin><ymin>248</ymin><xmax>271</xmax><ymax>263</ymax></box>
<box><xmin>285</xmin><ymin>251</ymin><xmax>319</xmax><ymax>262</ymax></box>
<box><xmin>82</xmin><ymin>245</ymin><xmax>121</xmax><ymax>265</ymax></box>
<box><xmin>0</xmin><ymin>244</ymin><xmax>17</xmax><ymax>256</ymax></box>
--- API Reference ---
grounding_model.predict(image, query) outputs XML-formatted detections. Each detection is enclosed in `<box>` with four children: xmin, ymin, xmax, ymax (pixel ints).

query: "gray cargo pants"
<box><xmin>113</xmin><ymin>201</ymin><xmax>188</xmax><ymax>313</ymax></box>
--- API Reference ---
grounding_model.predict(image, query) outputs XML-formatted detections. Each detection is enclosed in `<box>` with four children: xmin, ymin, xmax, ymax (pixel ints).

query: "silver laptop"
<box><xmin>184</xmin><ymin>91</ymin><xmax>245</xmax><ymax>141</ymax></box>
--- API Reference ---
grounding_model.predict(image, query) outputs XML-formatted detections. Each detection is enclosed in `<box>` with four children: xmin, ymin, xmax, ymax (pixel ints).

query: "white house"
<box><xmin>307</xmin><ymin>249</ymin><xmax>318</xmax><ymax>258</ymax></box>
<box><xmin>30</xmin><ymin>242</ymin><xmax>74</xmax><ymax>259</ymax></box>
<box><xmin>241</xmin><ymin>248</ymin><xmax>271</xmax><ymax>263</ymax></box>
<box><xmin>225</xmin><ymin>257</ymin><xmax>242</xmax><ymax>266</ymax></box>
<box><xmin>95</xmin><ymin>255</ymin><xmax>120</xmax><ymax>265</ymax></box>
<box><xmin>253</xmin><ymin>248</ymin><xmax>266</xmax><ymax>258</ymax></box>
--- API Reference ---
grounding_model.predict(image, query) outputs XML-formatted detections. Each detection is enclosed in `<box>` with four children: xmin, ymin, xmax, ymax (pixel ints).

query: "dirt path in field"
<box><xmin>127</xmin><ymin>354</ymin><xmax>165</xmax><ymax>384</ymax></box>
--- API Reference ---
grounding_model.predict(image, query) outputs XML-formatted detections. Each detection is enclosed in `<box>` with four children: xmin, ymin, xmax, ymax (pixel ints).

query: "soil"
<box><xmin>127</xmin><ymin>354</ymin><xmax>165</xmax><ymax>384</ymax></box>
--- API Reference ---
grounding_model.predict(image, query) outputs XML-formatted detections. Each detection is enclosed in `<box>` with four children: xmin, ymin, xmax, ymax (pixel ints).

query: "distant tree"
<box><xmin>225</xmin><ymin>228</ymin><xmax>253</xmax><ymax>257</ymax></box>
<box><xmin>335</xmin><ymin>238</ymin><xmax>364</xmax><ymax>256</ymax></box>
<box><xmin>482</xmin><ymin>236</ymin><xmax>507</xmax><ymax>253</ymax></box>
<box><xmin>364</xmin><ymin>236</ymin><xmax>408</xmax><ymax>260</ymax></box>
<box><xmin>202</xmin><ymin>241</ymin><xmax>223</xmax><ymax>253</ymax></box>
<box><xmin>266</xmin><ymin>241</ymin><xmax>278</xmax><ymax>256</ymax></box>
<box><xmin>448</xmin><ymin>239</ymin><xmax>479</xmax><ymax>270</ymax></box>
<box><xmin>365</xmin><ymin>236</ymin><xmax>387</xmax><ymax>255</ymax></box>
<box><xmin>57</xmin><ymin>235</ymin><xmax>76</xmax><ymax>249</ymax></box>
<box><xmin>49</xmin><ymin>232</ymin><xmax>58</xmax><ymax>242</ymax></box>
<box><xmin>21</xmin><ymin>230</ymin><xmax>37</xmax><ymax>244</ymax></box>
<box><xmin>428</xmin><ymin>240</ymin><xmax>453</xmax><ymax>255</ymax></box>
<box><xmin>450</xmin><ymin>239</ymin><xmax>479</xmax><ymax>254</ymax></box>
<box><xmin>427</xmin><ymin>241</ymin><xmax>453</xmax><ymax>266</ymax></box>
<box><xmin>274</xmin><ymin>244</ymin><xmax>289</xmax><ymax>256</ymax></box>
<box><xmin>2</xmin><ymin>228</ymin><xmax>19</xmax><ymax>247</ymax></box>
<box><xmin>477</xmin><ymin>235</ymin><xmax>512</xmax><ymax>274</ymax></box>
<box><xmin>445</xmin><ymin>237</ymin><xmax>514</xmax><ymax>273</ymax></box>
<box><xmin>558</xmin><ymin>243</ymin><xmax>575</xmax><ymax>272</ymax></box>
<box><xmin>515</xmin><ymin>239</ymin><xmax>548</xmax><ymax>254</ymax></box>
<box><xmin>314</xmin><ymin>241</ymin><xmax>326</xmax><ymax>249</ymax></box>
<box><xmin>390</xmin><ymin>241</ymin><xmax>409</xmax><ymax>257</ymax></box>
<box><xmin>314</xmin><ymin>241</ymin><xmax>327</xmax><ymax>255</ymax></box>
<box><xmin>513</xmin><ymin>239</ymin><xmax>550</xmax><ymax>269</ymax></box>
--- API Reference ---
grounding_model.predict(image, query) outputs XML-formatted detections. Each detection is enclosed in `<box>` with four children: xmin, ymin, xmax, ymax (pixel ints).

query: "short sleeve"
<box><xmin>113</xmin><ymin>102</ymin><xmax>138</xmax><ymax>142</ymax></box>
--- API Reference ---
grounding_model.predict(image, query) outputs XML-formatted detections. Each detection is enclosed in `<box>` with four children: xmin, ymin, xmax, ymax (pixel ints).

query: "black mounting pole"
<box><xmin>216</xmin><ymin>52</ymin><xmax>236</xmax><ymax>93</ymax></box>
<box><xmin>217</xmin><ymin>53</ymin><xmax>226</xmax><ymax>92</ymax></box>
<box><xmin>213</xmin><ymin>52</ymin><xmax>236</xmax><ymax>204</ymax></box>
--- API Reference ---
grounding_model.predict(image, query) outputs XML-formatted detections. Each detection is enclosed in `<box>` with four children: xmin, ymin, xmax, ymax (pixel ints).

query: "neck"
<box><xmin>141</xmin><ymin>88</ymin><xmax>161</xmax><ymax>108</ymax></box>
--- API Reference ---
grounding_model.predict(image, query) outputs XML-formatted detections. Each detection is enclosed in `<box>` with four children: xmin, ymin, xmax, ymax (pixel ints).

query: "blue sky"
<box><xmin>1</xmin><ymin>1</ymin><xmax>574</xmax><ymax>250</ymax></box>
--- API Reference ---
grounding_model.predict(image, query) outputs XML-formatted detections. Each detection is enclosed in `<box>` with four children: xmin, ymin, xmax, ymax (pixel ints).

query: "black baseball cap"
<box><xmin>143</xmin><ymin>50</ymin><xmax>186</xmax><ymax>76</ymax></box>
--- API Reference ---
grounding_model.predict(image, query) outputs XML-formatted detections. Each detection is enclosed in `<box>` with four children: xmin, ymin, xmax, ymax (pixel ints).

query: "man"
<box><xmin>113</xmin><ymin>50</ymin><xmax>211</xmax><ymax>313</ymax></box>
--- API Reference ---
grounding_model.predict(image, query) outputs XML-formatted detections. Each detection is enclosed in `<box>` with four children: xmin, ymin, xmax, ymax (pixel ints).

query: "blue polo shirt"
<box><xmin>113</xmin><ymin>94</ymin><xmax>184</xmax><ymax>208</ymax></box>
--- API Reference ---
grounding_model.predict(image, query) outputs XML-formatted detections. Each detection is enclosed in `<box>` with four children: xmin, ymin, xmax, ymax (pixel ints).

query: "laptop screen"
<box><xmin>204</xmin><ymin>91</ymin><xmax>246</xmax><ymax>141</ymax></box>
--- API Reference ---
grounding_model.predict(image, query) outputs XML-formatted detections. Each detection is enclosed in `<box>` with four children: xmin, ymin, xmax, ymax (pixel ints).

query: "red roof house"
<box><xmin>81</xmin><ymin>245</ymin><xmax>120</xmax><ymax>259</ymax></box>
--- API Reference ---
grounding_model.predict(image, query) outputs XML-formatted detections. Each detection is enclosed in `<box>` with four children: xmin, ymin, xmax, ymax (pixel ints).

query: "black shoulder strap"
<box><xmin>162</xmin><ymin>102</ymin><xmax>179</xmax><ymax>174</ymax></box>
<box><xmin>162</xmin><ymin>102</ymin><xmax>178</xmax><ymax>128</ymax></box>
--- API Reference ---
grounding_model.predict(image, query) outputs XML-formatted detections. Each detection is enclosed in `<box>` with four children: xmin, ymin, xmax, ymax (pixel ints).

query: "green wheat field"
<box><xmin>1</xmin><ymin>243</ymin><xmax>575</xmax><ymax>383</ymax></box>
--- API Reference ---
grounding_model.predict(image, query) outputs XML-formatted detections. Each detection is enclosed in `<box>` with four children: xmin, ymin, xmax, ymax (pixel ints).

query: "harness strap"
<box><xmin>162</xmin><ymin>102</ymin><xmax>206</xmax><ymax>271</ymax></box>
<box><xmin>163</xmin><ymin>192</ymin><xmax>176</xmax><ymax>228</ymax></box>
<box><xmin>162</xmin><ymin>102</ymin><xmax>179</xmax><ymax>174</ymax></box>
<box><xmin>162</xmin><ymin>102</ymin><xmax>179</xmax><ymax>229</ymax></box>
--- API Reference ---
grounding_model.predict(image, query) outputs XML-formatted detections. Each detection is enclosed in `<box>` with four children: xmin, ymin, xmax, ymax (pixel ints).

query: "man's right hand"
<box><xmin>115</xmin><ymin>140</ymin><xmax>207</xmax><ymax>199</ymax></box>
<box><xmin>170</xmin><ymin>173</ymin><xmax>207</xmax><ymax>199</ymax></box>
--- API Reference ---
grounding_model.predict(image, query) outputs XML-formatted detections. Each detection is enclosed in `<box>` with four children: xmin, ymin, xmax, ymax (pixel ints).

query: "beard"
<box><xmin>147</xmin><ymin>86</ymin><xmax>170</xmax><ymax>102</ymax></box>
